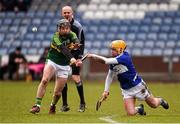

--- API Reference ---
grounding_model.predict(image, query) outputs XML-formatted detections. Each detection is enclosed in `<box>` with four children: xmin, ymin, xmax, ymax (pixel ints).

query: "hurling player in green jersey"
<box><xmin>30</xmin><ymin>19</ymin><xmax>82</xmax><ymax>114</ymax></box>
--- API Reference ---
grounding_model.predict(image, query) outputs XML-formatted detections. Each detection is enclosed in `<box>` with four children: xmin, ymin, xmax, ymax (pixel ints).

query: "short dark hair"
<box><xmin>16</xmin><ymin>46</ymin><xmax>21</xmax><ymax>51</ymax></box>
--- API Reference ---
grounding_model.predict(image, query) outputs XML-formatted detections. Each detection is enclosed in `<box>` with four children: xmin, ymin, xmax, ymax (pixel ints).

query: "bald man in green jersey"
<box><xmin>30</xmin><ymin>19</ymin><xmax>81</xmax><ymax>114</ymax></box>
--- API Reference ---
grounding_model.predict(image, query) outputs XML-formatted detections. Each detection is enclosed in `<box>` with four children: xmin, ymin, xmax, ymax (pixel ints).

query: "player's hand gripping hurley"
<box><xmin>81</xmin><ymin>53</ymin><xmax>88</xmax><ymax>61</ymax></box>
<box><xmin>96</xmin><ymin>91</ymin><xmax>109</xmax><ymax>111</ymax></box>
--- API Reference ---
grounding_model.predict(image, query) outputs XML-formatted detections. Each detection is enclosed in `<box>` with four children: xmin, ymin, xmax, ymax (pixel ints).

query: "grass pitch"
<box><xmin>0</xmin><ymin>80</ymin><xmax>180</xmax><ymax>123</ymax></box>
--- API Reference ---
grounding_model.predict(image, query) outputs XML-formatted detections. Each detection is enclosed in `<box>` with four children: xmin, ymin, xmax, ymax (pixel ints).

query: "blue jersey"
<box><xmin>109</xmin><ymin>51</ymin><xmax>142</xmax><ymax>89</ymax></box>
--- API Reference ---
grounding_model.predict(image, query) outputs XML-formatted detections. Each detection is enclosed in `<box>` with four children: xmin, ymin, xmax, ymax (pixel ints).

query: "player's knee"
<box><xmin>127</xmin><ymin>111</ymin><xmax>136</xmax><ymax>116</ymax></box>
<box><xmin>72</xmin><ymin>75</ymin><xmax>80</xmax><ymax>82</ymax></box>
<box><xmin>54</xmin><ymin>91</ymin><xmax>61</xmax><ymax>96</ymax></box>
<box><xmin>41</xmin><ymin>78</ymin><xmax>48</xmax><ymax>86</ymax></box>
<box><xmin>127</xmin><ymin>109</ymin><xmax>136</xmax><ymax>116</ymax></box>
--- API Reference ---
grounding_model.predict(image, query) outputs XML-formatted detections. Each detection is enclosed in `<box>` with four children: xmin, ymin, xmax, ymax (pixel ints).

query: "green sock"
<box><xmin>35</xmin><ymin>98</ymin><xmax>42</xmax><ymax>107</ymax></box>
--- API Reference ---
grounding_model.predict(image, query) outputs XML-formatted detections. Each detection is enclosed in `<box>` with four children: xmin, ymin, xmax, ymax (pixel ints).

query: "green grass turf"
<box><xmin>0</xmin><ymin>80</ymin><xmax>180</xmax><ymax>123</ymax></box>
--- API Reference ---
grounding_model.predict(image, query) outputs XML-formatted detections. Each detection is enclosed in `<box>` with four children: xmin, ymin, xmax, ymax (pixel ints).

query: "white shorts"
<box><xmin>121</xmin><ymin>82</ymin><xmax>151</xmax><ymax>101</ymax></box>
<box><xmin>47</xmin><ymin>59</ymin><xmax>71</xmax><ymax>78</ymax></box>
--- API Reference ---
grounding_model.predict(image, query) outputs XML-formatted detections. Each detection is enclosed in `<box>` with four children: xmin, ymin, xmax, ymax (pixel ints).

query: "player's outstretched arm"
<box><xmin>87</xmin><ymin>54</ymin><xmax>118</xmax><ymax>64</ymax></box>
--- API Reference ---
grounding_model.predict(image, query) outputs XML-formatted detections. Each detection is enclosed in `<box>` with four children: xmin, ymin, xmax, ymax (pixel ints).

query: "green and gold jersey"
<box><xmin>47</xmin><ymin>31</ymin><xmax>79</xmax><ymax>65</ymax></box>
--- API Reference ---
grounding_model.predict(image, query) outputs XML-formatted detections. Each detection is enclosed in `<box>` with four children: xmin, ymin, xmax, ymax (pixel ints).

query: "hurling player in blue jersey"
<box><xmin>87</xmin><ymin>40</ymin><xmax>169</xmax><ymax>116</ymax></box>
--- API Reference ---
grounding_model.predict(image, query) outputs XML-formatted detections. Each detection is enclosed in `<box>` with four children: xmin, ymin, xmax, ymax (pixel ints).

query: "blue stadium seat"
<box><xmin>174</xmin><ymin>48</ymin><xmax>180</xmax><ymax>56</ymax></box>
<box><xmin>0</xmin><ymin>19</ymin><xmax>2</xmax><ymax>25</ymax></box>
<box><xmin>81</xmin><ymin>19</ymin><xmax>91</xmax><ymax>26</ymax></box>
<box><xmin>131</xmin><ymin>48</ymin><xmax>141</xmax><ymax>56</ymax></box>
<box><xmin>171</xmin><ymin>25</ymin><xmax>180</xmax><ymax>33</ymax></box>
<box><xmin>139</xmin><ymin>25</ymin><xmax>149</xmax><ymax>33</ymax></box>
<box><xmin>89</xmin><ymin>48</ymin><xmax>99</xmax><ymax>54</ymax></box>
<box><xmin>155</xmin><ymin>12</ymin><xmax>165</xmax><ymax>18</ymax></box>
<box><xmin>27</xmin><ymin>48</ymin><xmax>37</xmax><ymax>55</ymax></box>
<box><xmin>175</xmin><ymin>11</ymin><xmax>180</xmax><ymax>17</ymax></box>
<box><xmin>37</xmin><ymin>48</ymin><xmax>45</xmax><ymax>54</ymax></box>
<box><xmin>141</xmin><ymin>48</ymin><xmax>152</xmax><ymax>56</ymax></box>
<box><xmin>32</xmin><ymin>18</ymin><xmax>41</xmax><ymax>25</ymax></box>
<box><xmin>16</xmin><ymin>12</ymin><xmax>25</xmax><ymax>18</ymax></box>
<box><xmin>24</xmin><ymin>33</ymin><xmax>35</xmax><ymax>40</ymax></box>
<box><xmin>22</xmin><ymin>40</ymin><xmax>31</xmax><ymax>48</ymax></box>
<box><xmin>21</xmin><ymin>48</ymin><xmax>27</xmax><ymax>55</ymax></box>
<box><xmin>89</xmin><ymin>26</ymin><xmax>98</xmax><ymax>33</ymax></box>
<box><xmin>126</xmin><ymin>41</ymin><xmax>133</xmax><ymax>48</ymax></box>
<box><xmin>106</xmin><ymin>33</ymin><xmax>116</xmax><ymax>40</ymax></box>
<box><xmin>86</xmin><ymin>33</ymin><xmax>95</xmax><ymax>41</ymax></box>
<box><xmin>5</xmin><ymin>33</ymin><xmax>14</xmax><ymax>40</ymax></box>
<box><xmin>36</xmin><ymin>11</ymin><xmax>45</xmax><ymax>18</ymax></box>
<box><xmin>127</xmin><ymin>33</ymin><xmax>136</xmax><ymax>41</ymax></box>
<box><xmin>96</xmin><ymin>33</ymin><xmax>105</xmax><ymax>40</ymax></box>
<box><xmin>41</xmin><ymin>40</ymin><xmax>50</xmax><ymax>47</ymax></box>
<box><xmin>145</xmin><ymin>12</ymin><xmax>155</xmax><ymax>18</ymax></box>
<box><xmin>163</xmin><ymin>49</ymin><xmax>173</xmax><ymax>56</ymax></box>
<box><xmin>48</xmin><ymin>25</ymin><xmax>56</xmax><ymax>32</ymax></box>
<box><xmin>92</xmin><ymin>41</ymin><xmax>102</xmax><ymax>48</ymax></box>
<box><xmin>31</xmin><ymin>41</ymin><xmax>41</xmax><ymax>48</ymax></box>
<box><xmin>168</xmin><ymin>33</ymin><xmax>178</xmax><ymax>41</ymax></box>
<box><xmin>166</xmin><ymin>41</ymin><xmax>176</xmax><ymax>48</ymax></box>
<box><xmin>99</xmin><ymin>26</ymin><xmax>108</xmax><ymax>33</ymax></box>
<box><xmin>174</xmin><ymin>18</ymin><xmax>180</xmax><ymax>25</ymax></box>
<box><xmin>152</xmin><ymin>48</ymin><xmax>163</xmax><ymax>56</ymax></box>
<box><xmin>101</xmin><ymin>20</ymin><xmax>111</xmax><ymax>25</ymax></box>
<box><xmin>166</xmin><ymin>11</ymin><xmax>176</xmax><ymax>18</ymax></box>
<box><xmin>6</xmin><ymin>12</ymin><xmax>15</xmax><ymax>18</ymax></box>
<box><xmin>141</xmin><ymin>18</ymin><xmax>151</xmax><ymax>25</ymax></box>
<box><xmin>109</xmin><ymin>26</ymin><xmax>118</xmax><ymax>33</ymax></box>
<box><xmin>136</xmin><ymin>33</ymin><xmax>146</xmax><ymax>41</ymax></box>
<box><xmin>39</xmin><ymin>25</ymin><xmax>48</xmax><ymax>33</ymax></box>
<box><xmin>42</xmin><ymin>18</ymin><xmax>51</xmax><ymax>25</ymax></box>
<box><xmin>21</xmin><ymin>18</ymin><xmax>31</xmax><ymax>25</ymax></box>
<box><xmin>152</xmin><ymin>18</ymin><xmax>162</xmax><ymax>25</ymax></box>
<box><xmin>11</xmin><ymin>40</ymin><xmax>21</xmax><ymax>47</ymax></box>
<box><xmin>45</xmin><ymin>33</ymin><xmax>53</xmax><ymax>40</ymax></box>
<box><xmin>117</xmin><ymin>33</ymin><xmax>126</xmax><ymax>40</ymax></box>
<box><xmin>2</xmin><ymin>41</ymin><xmax>11</xmax><ymax>47</ymax></box>
<box><xmin>35</xmin><ymin>33</ymin><xmax>45</xmax><ymax>40</ymax></box>
<box><xmin>9</xmin><ymin>26</ymin><xmax>18</xmax><ymax>33</ymax></box>
<box><xmin>176</xmin><ymin>41</ymin><xmax>180</xmax><ymax>47</ymax></box>
<box><xmin>0</xmin><ymin>12</ymin><xmax>5</xmax><ymax>18</ymax></box>
<box><xmin>99</xmin><ymin>49</ymin><xmax>109</xmax><ymax>56</ymax></box>
<box><xmin>111</xmin><ymin>20</ymin><xmax>121</xmax><ymax>25</ymax></box>
<box><xmin>134</xmin><ymin>41</ymin><xmax>144</xmax><ymax>48</ymax></box>
<box><xmin>158</xmin><ymin>33</ymin><xmax>168</xmax><ymax>41</ymax></box>
<box><xmin>147</xmin><ymin>33</ymin><xmax>157</xmax><ymax>41</ymax></box>
<box><xmin>0</xmin><ymin>48</ymin><xmax>8</xmax><ymax>55</ymax></box>
<box><xmin>163</xmin><ymin>17</ymin><xmax>173</xmax><ymax>25</ymax></box>
<box><xmin>150</xmin><ymin>25</ymin><xmax>160</xmax><ymax>33</ymax></box>
<box><xmin>119</xmin><ymin>25</ymin><xmax>128</xmax><ymax>33</ymax></box>
<box><xmin>161</xmin><ymin>25</ymin><xmax>170</xmax><ymax>33</ymax></box>
<box><xmin>0</xmin><ymin>34</ymin><xmax>5</xmax><ymax>42</ymax></box>
<box><xmin>3</xmin><ymin>18</ymin><xmax>12</xmax><ymax>25</ymax></box>
<box><xmin>85</xmin><ymin>41</ymin><xmax>92</xmax><ymax>49</ymax></box>
<box><xmin>155</xmin><ymin>41</ymin><xmax>165</xmax><ymax>48</ymax></box>
<box><xmin>91</xmin><ymin>20</ymin><xmax>101</xmax><ymax>25</ymax></box>
<box><xmin>144</xmin><ymin>40</ymin><xmax>154</xmax><ymax>48</ymax></box>
<box><xmin>13</xmin><ymin>18</ymin><xmax>21</xmax><ymax>25</ymax></box>
<box><xmin>128</xmin><ymin>26</ymin><xmax>139</xmax><ymax>32</ymax></box>
<box><xmin>0</xmin><ymin>25</ymin><xmax>8</xmax><ymax>32</ymax></box>
<box><xmin>26</xmin><ymin>11</ymin><xmax>35</xmax><ymax>18</ymax></box>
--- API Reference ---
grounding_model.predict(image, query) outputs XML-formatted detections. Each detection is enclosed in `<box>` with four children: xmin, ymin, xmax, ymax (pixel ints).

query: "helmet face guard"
<box><xmin>110</xmin><ymin>40</ymin><xmax>127</xmax><ymax>54</ymax></box>
<box><xmin>57</xmin><ymin>19</ymin><xmax>70</xmax><ymax>30</ymax></box>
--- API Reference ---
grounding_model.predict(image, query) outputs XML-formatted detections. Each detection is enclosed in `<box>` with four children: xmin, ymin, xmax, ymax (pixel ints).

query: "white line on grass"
<box><xmin>99</xmin><ymin>115</ymin><xmax>123</xmax><ymax>124</ymax></box>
